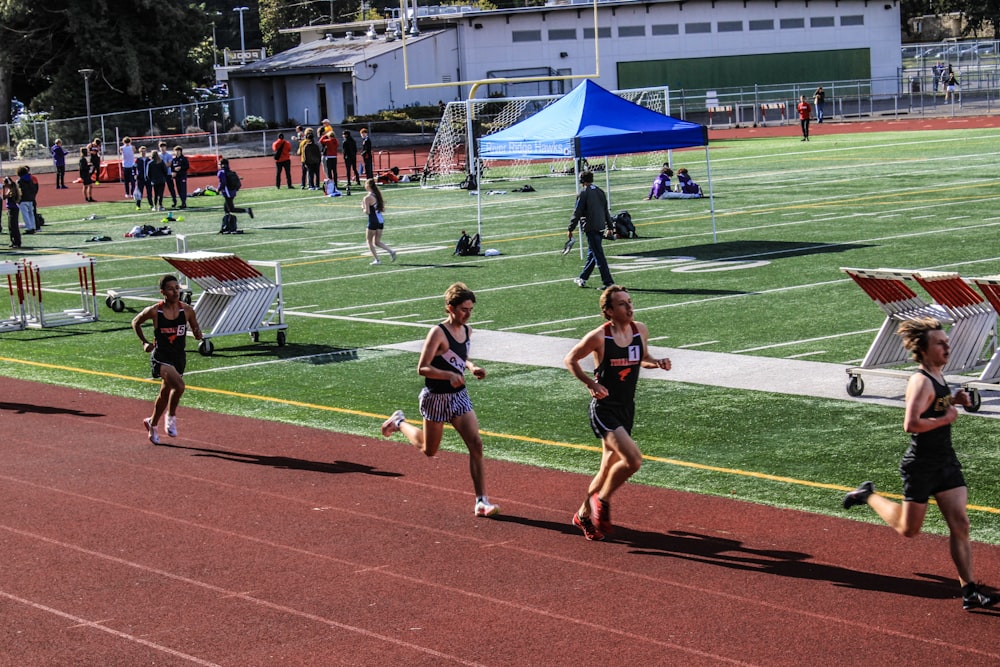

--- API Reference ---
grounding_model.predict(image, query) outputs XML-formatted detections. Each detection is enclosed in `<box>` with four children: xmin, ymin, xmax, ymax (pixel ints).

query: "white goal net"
<box><xmin>420</xmin><ymin>86</ymin><xmax>672</xmax><ymax>188</ymax></box>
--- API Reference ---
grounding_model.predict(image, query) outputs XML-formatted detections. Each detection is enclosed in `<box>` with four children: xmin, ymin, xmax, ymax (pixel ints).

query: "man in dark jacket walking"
<box><xmin>567</xmin><ymin>171</ymin><xmax>615</xmax><ymax>289</ymax></box>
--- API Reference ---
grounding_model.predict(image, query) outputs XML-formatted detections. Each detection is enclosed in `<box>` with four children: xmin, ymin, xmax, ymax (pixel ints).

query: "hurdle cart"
<box><xmin>840</xmin><ymin>268</ymin><xmax>995</xmax><ymax>400</ymax></box>
<box><xmin>21</xmin><ymin>253</ymin><xmax>100</xmax><ymax>328</ymax></box>
<box><xmin>160</xmin><ymin>250</ymin><xmax>287</xmax><ymax>356</ymax></box>
<box><xmin>104</xmin><ymin>235</ymin><xmax>193</xmax><ymax>312</ymax></box>
<box><xmin>0</xmin><ymin>260</ymin><xmax>26</xmax><ymax>332</ymax></box>
<box><xmin>958</xmin><ymin>275</ymin><xmax>1000</xmax><ymax>411</ymax></box>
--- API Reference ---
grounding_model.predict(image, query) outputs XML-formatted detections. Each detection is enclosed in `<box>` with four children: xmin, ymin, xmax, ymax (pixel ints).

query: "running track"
<box><xmin>1</xmin><ymin>377</ymin><xmax>997</xmax><ymax>666</ymax></box>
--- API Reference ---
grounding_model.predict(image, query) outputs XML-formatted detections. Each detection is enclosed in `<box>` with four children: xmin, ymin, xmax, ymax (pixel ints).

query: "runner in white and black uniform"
<box><xmin>381</xmin><ymin>282</ymin><xmax>501</xmax><ymax>518</ymax></box>
<box><xmin>565</xmin><ymin>285</ymin><xmax>672</xmax><ymax>540</ymax></box>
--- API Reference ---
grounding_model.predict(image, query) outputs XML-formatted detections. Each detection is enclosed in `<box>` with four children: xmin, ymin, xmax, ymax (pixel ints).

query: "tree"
<box><xmin>937</xmin><ymin>0</ymin><xmax>1000</xmax><ymax>36</ymax></box>
<box><xmin>1</xmin><ymin>0</ymin><xmax>212</xmax><ymax>123</ymax></box>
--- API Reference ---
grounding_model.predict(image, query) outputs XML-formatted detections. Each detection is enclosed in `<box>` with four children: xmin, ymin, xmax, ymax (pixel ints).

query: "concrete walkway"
<box><xmin>381</xmin><ymin>329</ymin><xmax>1000</xmax><ymax>418</ymax></box>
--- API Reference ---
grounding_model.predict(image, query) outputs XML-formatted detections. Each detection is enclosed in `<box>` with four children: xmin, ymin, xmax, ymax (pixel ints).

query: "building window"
<box><xmin>651</xmin><ymin>23</ymin><xmax>679</xmax><ymax>35</ymax></box>
<box><xmin>619</xmin><ymin>25</ymin><xmax>646</xmax><ymax>37</ymax></box>
<box><xmin>549</xmin><ymin>28</ymin><xmax>576</xmax><ymax>40</ymax></box>
<box><xmin>810</xmin><ymin>16</ymin><xmax>835</xmax><ymax>28</ymax></box>
<box><xmin>685</xmin><ymin>22</ymin><xmax>711</xmax><ymax>34</ymax></box>
<box><xmin>779</xmin><ymin>18</ymin><xmax>805</xmax><ymax>29</ymax></box>
<box><xmin>840</xmin><ymin>14</ymin><xmax>864</xmax><ymax>26</ymax></box>
<box><xmin>749</xmin><ymin>19</ymin><xmax>774</xmax><ymax>31</ymax></box>
<box><xmin>582</xmin><ymin>27</ymin><xmax>612</xmax><ymax>39</ymax></box>
<box><xmin>717</xmin><ymin>20</ymin><xmax>743</xmax><ymax>32</ymax></box>
<box><xmin>512</xmin><ymin>30</ymin><xmax>542</xmax><ymax>42</ymax></box>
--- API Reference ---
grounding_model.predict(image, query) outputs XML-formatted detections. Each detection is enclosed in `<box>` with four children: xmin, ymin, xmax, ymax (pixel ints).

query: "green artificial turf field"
<box><xmin>4</xmin><ymin>126</ymin><xmax>1000</xmax><ymax>542</ymax></box>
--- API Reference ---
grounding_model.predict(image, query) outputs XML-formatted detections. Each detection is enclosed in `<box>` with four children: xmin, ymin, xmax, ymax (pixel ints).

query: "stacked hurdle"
<box><xmin>841</xmin><ymin>268</ymin><xmax>953</xmax><ymax>396</ymax></box>
<box><xmin>841</xmin><ymin>267</ymin><xmax>998</xmax><ymax>399</ymax></box>
<box><xmin>960</xmin><ymin>276</ymin><xmax>1000</xmax><ymax>410</ymax></box>
<box><xmin>912</xmin><ymin>271</ymin><xmax>995</xmax><ymax>373</ymax></box>
<box><xmin>20</xmin><ymin>253</ymin><xmax>100</xmax><ymax>328</ymax></box>
<box><xmin>160</xmin><ymin>251</ymin><xmax>287</xmax><ymax>356</ymax></box>
<box><xmin>105</xmin><ymin>235</ymin><xmax>193</xmax><ymax>312</ymax></box>
<box><xmin>0</xmin><ymin>260</ymin><xmax>26</xmax><ymax>332</ymax></box>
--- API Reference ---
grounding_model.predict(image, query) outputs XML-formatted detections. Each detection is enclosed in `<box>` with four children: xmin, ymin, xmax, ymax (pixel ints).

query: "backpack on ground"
<box><xmin>225</xmin><ymin>169</ymin><xmax>241</xmax><ymax>193</ymax></box>
<box><xmin>453</xmin><ymin>230</ymin><xmax>481</xmax><ymax>256</ymax></box>
<box><xmin>613</xmin><ymin>210</ymin><xmax>637</xmax><ymax>239</ymax></box>
<box><xmin>219</xmin><ymin>213</ymin><xmax>241</xmax><ymax>234</ymax></box>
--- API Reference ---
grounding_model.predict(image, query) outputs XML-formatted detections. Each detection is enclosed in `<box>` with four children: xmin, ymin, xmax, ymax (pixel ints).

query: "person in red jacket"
<box><xmin>320</xmin><ymin>129</ymin><xmax>340</xmax><ymax>187</ymax></box>
<box><xmin>796</xmin><ymin>95</ymin><xmax>812</xmax><ymax>142</ymax></box>
<box><xmin>272</xmin><ymin>133</ymin><xmax>292</xmax><ymax>189</ymax></box>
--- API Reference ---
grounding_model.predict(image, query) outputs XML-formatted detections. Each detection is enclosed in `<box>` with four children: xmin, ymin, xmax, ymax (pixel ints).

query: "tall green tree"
<box><xmin>1</xmin><ymin>0</ymin><xmax>213</xmax><ymax>122</ymax></box>
<box><xmin>937</xmin><ymin>0</ymin><xmax>1000</xmax><ymax>36</ymax></box>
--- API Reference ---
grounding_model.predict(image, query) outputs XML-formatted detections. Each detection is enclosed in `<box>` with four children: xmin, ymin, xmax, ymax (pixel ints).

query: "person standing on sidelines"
<box><xmin>120</xmin><ymin>137</ymin><xmax>136</xmax><ymax>199</ymax></box>
<box><xmin>362</xmin><ymin>178</ymin><xmax>396</xmax><ymax>265</ymax></box>
<box><xmin>272</xmin><ymin>132</ymin><xmax>292</xmax><ymax>189</ymax></box>
<box><xmin>158</xmin><ymin>141</ymin><xmax>178</xmax><ymax>207</ymax></box>
<box><xmin>134</xmin><ymin>145</ymin><xmax>151</xmax><ymax>210</ymax></box>
<box><xmin>320</xmin><ymin>129</ymin><xmax>340</xmax><ymax>187</ymax></box>
<box><xmin>568</xmin><ymin>170</ymin><xmax>615</xmax><ymax>289</ymax></box>
<box><xmin>360</xmin><ymin>127</ymin><xmax>374</xmax><ymax>181</ymax></box>
<box><xmin>131</xmin><ymin>275</ymin><xmax>203</xmax><ymax>445</ymax></box>
<box><xmin>565</xmin><ymin>285</ymin><xmax>671</xmax><ymax>540</ymax></box>
<box><xmin>797</xmin><ymin>95</ymin><xmax>812</xmax><ymax>141</ymax></box>
<box><xmin>813</xmin><ymin>86</ymin><xmax>826</xmax><ymax>124</ymax></box>
<box><xmin>78</xmin><ymin>148</ymin><xmax>94</xmax><ymax>203</ymax></box>
<box><xmin>50</xmin><ymin>138</ymin><xmax>69</xmax><ymax>189</ymax></box>
<box><xmin>843</xmin><ymin>317</ymin><xmax>998</xmax><ymax>611</ymax></box>
<box><xmin>342</xmin><ymin>130</ymin><xmax>360</xmax><ymax>186</ymax></box>
<box><xmin>171</xmin><ymin>146</ymin><xmax>190</xmax><ymax>209</ymax></box>
<box><xmin>381</xmin><ymin>282</ymin><xmax>500</xmax><ymax>518</ymax></box>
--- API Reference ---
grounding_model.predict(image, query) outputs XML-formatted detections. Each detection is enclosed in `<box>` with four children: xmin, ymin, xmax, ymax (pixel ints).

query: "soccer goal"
<box><xmin>420</xmin><ymin>86</ymin><xmax>673</xmax><ymax>188</ymax></box>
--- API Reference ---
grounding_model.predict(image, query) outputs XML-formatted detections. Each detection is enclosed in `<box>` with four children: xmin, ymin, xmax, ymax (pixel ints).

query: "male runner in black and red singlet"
<box><xmin>381</xmin><ymin>282</ymin><xmax>500</xmax><ymax>518</ymax></box>
<box><xmin>565</xmin><ymin>285</ymin><xmax>671</xmax><ymax>540</ymax></box>
<box><xmin>844</xmin><ymin>317</ymin><xmax>998</xmax><ymax>611</ymax></box>
<box><xmin>131</xmin><ymin>275</ymin><xmax>202</xmax><ymax>445</ymax></box>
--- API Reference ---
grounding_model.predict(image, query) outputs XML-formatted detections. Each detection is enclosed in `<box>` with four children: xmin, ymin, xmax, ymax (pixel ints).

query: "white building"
<box><xmin>228</xmin><ymin>0</ymin><xmax>901</xmax><ymax>124</ymax></box>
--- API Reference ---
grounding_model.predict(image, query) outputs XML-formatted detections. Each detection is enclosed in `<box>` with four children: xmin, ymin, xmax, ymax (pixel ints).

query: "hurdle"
<box><xmin>760</xmin><ymin>103</ymin><xmax>786</xmax><ymax>126</ymax></box>
<box><xmin>0</xmin><ymin>260</ymin><xmax>26</xmax><ymax>332</ymax></box>
<box><xmin>708</xmin><ymin>105</ymin><xmax>734</xmax><ymax>127</ymax></box>
<box><xmin>959</xmin><ymin>275</ymin><xmax>1000</xmax><ymax>410</ymax></box>
<box><xmin>20</xmin><ymin>253</ymin><xmax>100</xmax><ymax>328</ymax></box>
<box><xmin>160</xmin><ymin>250</ymin><xmax>287</xmax><ymax>356</ymax></box>
<box><xmin>105</xmin><ymin>235</ymin><xmax>193</xmax><ymax>312</ymax></box>
<box><xmin>840</xmin><ymin>267</ymin><xmax>953</xmax><ymax>396</ymax></box>
<box><xmin>911</xmin><ymin>271</ymin><xmax>995</xmax><ymax>374</ymax></box>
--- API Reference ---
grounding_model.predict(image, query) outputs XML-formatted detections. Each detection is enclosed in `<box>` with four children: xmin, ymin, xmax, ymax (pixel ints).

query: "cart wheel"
<box><xmin>111</xmin><ymin>298</ymin><xmax>126</xmax><ymax>313</ymax></box>
<box><xmin>277</xmin><ymin>330</ymin><xmax>287</xmax><ymax>347</ymax></box>
<box><xmin>964</xmin><ymin>389</ymin><xmax>982</xmax><ymax>413</ymax></box>
<box><xmin>105</xmin><ymin>296</ymin><xmax>113</xmax><ymax>308</ymax></box>
<box><xmin>250</xmin><ymin>331</ymin><xmax>260</xmax><ymax>343</ymax></box>
<box><xmin>198</xmin><ymin>339</ymin><xmax>214</xmax><ymax>356</ymax></box>
<box><xmin>846</xmin><ymin>375</ymin><xmax>864</xmax><ymax>397</ymax></box>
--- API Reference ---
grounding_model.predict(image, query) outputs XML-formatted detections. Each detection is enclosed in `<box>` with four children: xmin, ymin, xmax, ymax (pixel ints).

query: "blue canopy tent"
<box><xmin>477</xmin><ymin>79</ymin><xmax>717</xmax><ymax>242</ymax></box>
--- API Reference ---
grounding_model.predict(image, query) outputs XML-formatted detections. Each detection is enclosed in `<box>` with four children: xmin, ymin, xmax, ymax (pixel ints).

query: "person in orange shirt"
<box><xmin>320</xmin><ymin>130</ymin><xmax>340</xmax><ymax>187</ymax></box>
<box><xmin>272</xmin><ymin>132</ymin><xmax>292</xmax><ymax>189</ymax></box>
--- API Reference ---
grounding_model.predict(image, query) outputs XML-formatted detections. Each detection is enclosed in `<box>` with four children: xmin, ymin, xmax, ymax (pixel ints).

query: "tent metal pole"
<box><xmin>476</xmin><ymin>158</ymin><xmax>483</xmax><ymax>240</ymax></box>
<box><xmin>704</xmin><ymin>147</ymin><xmax>717</xmax><ymax>243</ymax></box>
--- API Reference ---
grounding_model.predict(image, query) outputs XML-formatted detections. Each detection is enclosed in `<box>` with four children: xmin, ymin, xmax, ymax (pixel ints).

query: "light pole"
<box><xmin>78</xmin><ymin>68</ymin><xmax>95</xmax><ymax>139</ymax></box>
<box><xmin>234</xmin><ymin>6</ymin><xmax>249</xmax><ymax>64</ymax></box>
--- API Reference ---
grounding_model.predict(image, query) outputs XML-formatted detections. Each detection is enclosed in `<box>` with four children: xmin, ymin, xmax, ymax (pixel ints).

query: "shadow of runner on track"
<box><xmin>619</xmin><ymin>527</ymin><xmax>971</xmax><ymax>602</ymax></box>
<box><xmin>157</xmin><ymin>442</ymin><xmax>404</xmax><ymax>477</ymax></box>
<box><xmin>0</xmin><ymin>401</ymin><xmax>104</xmax><ymax>418</ymax></box>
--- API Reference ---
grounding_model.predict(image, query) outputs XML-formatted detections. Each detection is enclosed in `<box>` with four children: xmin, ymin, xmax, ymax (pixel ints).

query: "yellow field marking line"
<box><xmin>4</xmin><ymin>356</ymin><xmax>998</xmax><ymax>516</ymax></box>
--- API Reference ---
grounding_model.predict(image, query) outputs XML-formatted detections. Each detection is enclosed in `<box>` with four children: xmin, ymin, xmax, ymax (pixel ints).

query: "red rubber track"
<box><xmin>1</xmin><ymin>377</ymin><xmax>997</xmax><ymax>666</ymax></box>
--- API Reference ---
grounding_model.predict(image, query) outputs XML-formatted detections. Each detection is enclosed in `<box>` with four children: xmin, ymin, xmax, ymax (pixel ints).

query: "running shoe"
<box><xmin>963</xmin><ymin>585</ymin><xmax>999</xmax><ymax>611</ymax></box>
<box><xmin>381</xmin><ymin>410</ymin><xmax>405</xmax><ymax>437</ymax></box>
<box><xmin>247</xmin><ymin>207</ymin><xmax>254</xmax><ymax>219</ymax></box>
<box><xmin>474</xmin><ymin>500</ymin><xmax>500</xmax><ymax>517</ymax></box>
<box><xmin>589</xmin><ymin>493</ymin><xmax>613</xmax><ymax>534</ymax></box>
<box><xmin>143</xmin><ymin>417</ymin><xmax>160</xmax><ymax>445</ymax></box>
<box><xmin>573</xmin><ymin>512</ymin><xmax>605</xmax><ymax>541</ymax></box>
<box><xmin>389</xmin><ymin>249</ymin><xmax>397</xmax><ymax>262</ymax></box>
<box><xmin>573</xmin><ymin>277</ymin><xmax>587</xmax><ymax>288</ymax></box>
<box><xmin>165</xmin><ymin>415</ymin><xmax>177</xmax><ymax>437</ymax></box>
<box><xmin>370</xmin><ymin>258</ymin><xmax>381</xmax><ymax>265</ymax></box>
<box><xmin>842</xmin><ymin>481</ymin><xmax>875</xmax><ymax>509</ymax></box>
